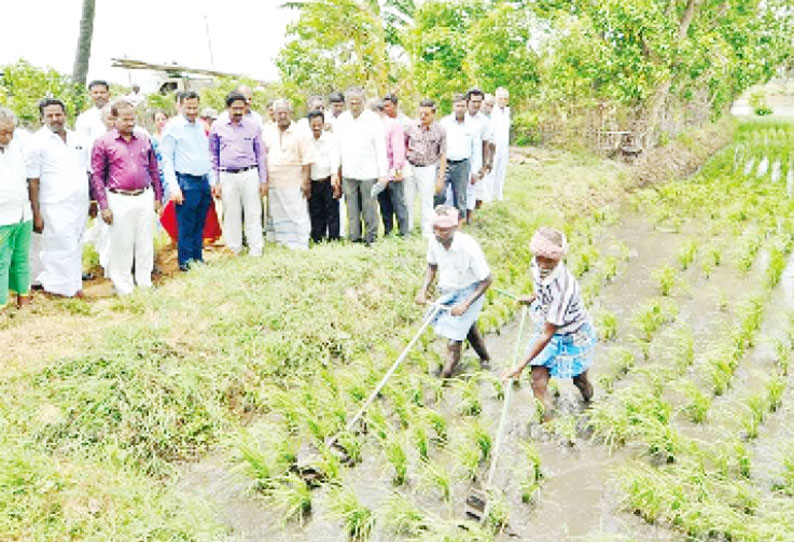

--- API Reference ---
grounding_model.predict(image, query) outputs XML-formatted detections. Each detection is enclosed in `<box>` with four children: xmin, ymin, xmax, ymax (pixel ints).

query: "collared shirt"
<box><xmin>427</xmin><ymin>231</ymin><xmax>490</xmax><ymax>291</ymax></box>
<box><xmin>310</xmin><ymin>130</ymin><xmax>340</xmax><ymax>181</ymax></box>
<box><xmin>25</xmin><ymin>127</ymin><xmax>89</xmax><ymax>204</ymax></box>
<box><xmin>491</xmin><ymin>105</ymin><xmax>511</xmax><ymax>150</ymax></box>
<box><xmin>262</xmin><ymin>122</ymin><xmax>316</xmax><ymax>189</ymax></box>
<box><xmin>0</xmin><ymin>137</ymin><xmax>32</xmax><ymax>225</ymax></box>
<box><xmin>160</xmin><ymin>115</ymin><xmax>211</xmax><ymax>193</ymax></box>
<box><xmin>335</xmin><ymin>110</ymin><xmax>388</xmax><ymax>180</ymax></box>
<box><xmin>531</xmin><ymin>260</ymin><xmax>589</xmax><ymax>334</ymax></box>
<box><xmin>383</xmin><ymin>116</ymin><xmax>406</xmax><ymax>178</ymax></box>
<box><xmin>217</xmin><ymin>110</ymin><xmax>264</xmax><ymax>128</ymax></box>
<box><xmin>405</xmin><ymin>121</ymin><xmax>446</xmax><ymax>167</ymax></box>
<box><xmin>466</xmin><ymin>111</ymin><xmax>492</xmax><ymax>173</ymax></box>
<box><xmin>209</xmin><ymin>116</ymin><xmax>267</xmax><ymax>185</ymax></box>
<box><xmin>75</xmin><ymin>106</ymin><xmax>106</xmax><ymax>149</ymax></box>
<box><xmin>90</xmin><ymin>129</ymin><xmax>163</xmax><ymax>210</ymax></box>
<box><xmin>439</xmin><ymin>115</ymin><xmax>476</xmax><ymax>162</ymax></box>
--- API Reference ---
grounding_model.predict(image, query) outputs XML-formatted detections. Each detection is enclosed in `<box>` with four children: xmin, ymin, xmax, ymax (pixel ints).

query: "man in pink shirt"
<box><xmin>91</xmin><ymin>100</ymin><xmax>163</xmax><ymax>295</ymax></box>
<box><xmin>377</xmin><ymin>94</ymin><xmax>409</xmax><ymax>236</ymax></box>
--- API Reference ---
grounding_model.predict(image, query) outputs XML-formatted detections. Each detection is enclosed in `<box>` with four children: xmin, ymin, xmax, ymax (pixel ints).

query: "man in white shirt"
<box><xmin>307</xmin><ymin>110</ymin><xmax>341</xmax><ymax>242</ymax></box>
<box><xmin>464</xmin><ymin>88</ymin><xmax>493</xmax><ymax>223</ymax></box>
<box><xmin>0</xmin><ymin>107</ymin><xmax>33</xmax><ymax>310</ymax></box>
<box><xmin>335</xmin><ymin>87</ymin><xmax>388</xmax><ymax>245</ymax></box>
<box><xmin>75</xmin><ymin>80</ymin><xmax>111</xmax><ymax>150</ymax></box>
<box><xmin>437</xmin><ymin>93</ymin><xmax>476</xmax><ymax>222</ymax></box>
<box><xmin>491</xmin><ymin>87</ymin><xmax>511</xmax><ymax>201</ymax></box>
<box><xmin>415</xmin><ymin>205</ymin><xmax>492</xmax><ymax>377</ymax></box>
<box><xmin>296</xmin><ymin>96</ymin><xmax>326</xmax><ymax>135</ymax></box>
<box><xmin>26</xmin><ymin>98</ymin><xmax>90</xmax><ymax>298</ymax></box>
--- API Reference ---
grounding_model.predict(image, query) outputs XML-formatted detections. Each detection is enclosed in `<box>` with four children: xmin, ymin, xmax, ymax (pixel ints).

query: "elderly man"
<box><xmin>335</xmin><ymin>87</ymin><xmax>388</xmax><ymax>245</ymax></box>
<box><xmin>26</xmin><ymin>98</ymin><xmax>90</xmax><ymax>297</ymax></box>
<box><xmin>465</xmin><ymin>88</ymin><xmax>493</xmax><ymax>222</ymax></box>
<box><xmin>210</xmin><ymin>91</ymin><xmax>267</xmax><ymax>257</ymax></box>
<box><xmin>376</xmin><ymin>93</ymin><xmax>409</xmax><ymax>237</ymax></box>
<box><xmin>415</xmin><ymin>205</ymin><xmax>491</xmax><ymax>377</ymax></box>
<box><xmin>437</xmin><ymin>94</ymin><xmax>476</xmax><ymax>220</ymax></box>
<box><xmin>0</xmin><ymin>108</ymin><xmax>33</xmax><ymax>310</ymax></box>
<box><xmin>490</xmin><ymin>87</ymin><xmax>511</xmax><ymax>201</ymax></box>
<box><xmin>161</xmin><ymin>91</ymin><xmax>212</xmax><ymax>271</ymax></box>
<box><xmin>262</xmin><ymin>99</ymin><xmax>315</xmax><ymax>250</ymax></box>
<box><xmin>91</xmin><ymin>100</ymin><xmax>163</xmax><ymax>295</ymax></box>
<box><xmin>296</xmin><ymin>95</ymin><xmax>325</xmax><ymax>135</ymax></box>
<box><xmin>307</xmin><ymin>110</ymin><xmax>340</xmax><ymax>242</ymax></box>
<box><xmin>326</xmin><ymin>91</ymin><xmax>345</xmax><ymax>132</ymax></box>
<box><xmin>405</xmin><ymin>99</ymin><xmax>447</xmax><ymax>237</ymax></box>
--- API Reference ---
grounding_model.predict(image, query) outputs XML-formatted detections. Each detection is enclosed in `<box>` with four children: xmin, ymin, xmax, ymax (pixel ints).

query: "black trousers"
<box><xmin>308</xmin><ymin>178</ymin><xmax>340</xmax><ymax>242</ymax></box>
<box><xmin>377</xmin><ymin>180</ymin><xmax>409</xmax><ymax>236</ymax></box>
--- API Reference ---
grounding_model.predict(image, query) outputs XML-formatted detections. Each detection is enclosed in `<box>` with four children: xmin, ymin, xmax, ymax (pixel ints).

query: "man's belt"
<box><xmin>109</xmin><ymin>187</ymin><xmax>146</xmax><ymax>196</ymax></box>
<box><xmin>220</xmin><ymin>165</ymin><xmax>256</xmax><ymax>173</ymax></box>
<box><xmin>446</xmin><ymin>158</ymin><xmax>468</xmax><ymax>164</ymax></box>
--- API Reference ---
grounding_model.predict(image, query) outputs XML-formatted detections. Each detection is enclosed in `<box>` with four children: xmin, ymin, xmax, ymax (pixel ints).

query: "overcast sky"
<box><xmin>1</xmin><ymin>0</ymin><xmax>295</xmax><ymax>90</ymax></box>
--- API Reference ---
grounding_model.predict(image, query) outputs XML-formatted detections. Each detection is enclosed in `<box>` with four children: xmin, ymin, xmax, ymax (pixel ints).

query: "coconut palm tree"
<box><xmin>72</xmin><ymin>0</ymin><xmax>96</xmax><ymax>86</ymax></box>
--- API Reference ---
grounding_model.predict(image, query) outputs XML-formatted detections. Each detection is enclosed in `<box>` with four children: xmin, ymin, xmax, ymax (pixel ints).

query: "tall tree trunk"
<box><xmin>71</xmin><ymin>0</ymin><xmax>96</xmax><ymax>86</ymax></box>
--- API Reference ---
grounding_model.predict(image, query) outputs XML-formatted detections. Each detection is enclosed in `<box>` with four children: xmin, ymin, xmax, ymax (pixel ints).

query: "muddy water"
<box><xmin>175</xmin><ymin>198</ymin><xmax>794</xmax><ymax>541</ymax></box>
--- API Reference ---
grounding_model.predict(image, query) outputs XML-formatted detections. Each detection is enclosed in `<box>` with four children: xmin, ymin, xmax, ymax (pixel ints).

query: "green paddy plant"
<box><xmin>774</xmin><ymin>443</ymin><xmax>794</xmax><ymax>496</ymax></box>
<box><xmin>469</xmin><ymin>421</ymin><xmax>492</xmax><ymax>462</ymax></box>
<box><xmin>677</xmin><ymin>240</ymin><xmax>698</xmax><ymax>270</ymax></box>
<box><xmin>381</xmin><ymin>493</ymin><xmax>430</xmax><ymax>536</ymax></box>
<box><xmin>328</xmin><ymin>486</ymin><xmax>375</xmax><ymax>541</ymax></box>
<box><xmin>709</xmin><ymin>246</ymin><xmax>722</xmax><ymax>267</ymax></box>
<box><xmin>597</xmin><ymin>311</ymin><xmax>618</xmax><ymax>341</ymax></box>
<box><xmin>765</xmin><ymin>246</ymin><xmax>786</xmax><ymax>289</ymax></box>
<box><xmin>485</xmin><ymin>492</ymin><xmax>510</xmax><ymax>532</ymax></box>
<box><xmin>425</xmin><ymin>409</ymin><xmax>448</xmax><ymax>445</ymax></box>
<box><xmin>235</xmin><ymin>431</ymin><xmax>275</xmax><ymax>492</ymax></box>
<box><xmin>412</xmin><ymin>422</ymin><xmax>430</xmax><ymax>460</ymax></box>
<box><xmin>740</xmin><ymin>395</ymin><xmax>766</xmax><ymax>440</ymax></box>
<box><xmin>633</xmin><ymin>298</ymin><xmax>679</xmax><ymax>343</ymax></box>
<box><xmin>519</xmin><ymin>440</ymin><xmax>543</xmax><ymax>503</ymax></box>
<box><xmin>267</xmin><ymin>473</ymin><xmax>312</xmax><ymax>525</ymax></box>
<box><xmin>612</xmin><ymin>347</ymin><xmax>635</xmax><ymax>376</ymax></box>
<box><xmin>774</xmin><ymin>338</ymin><xmax>790</xmax><ymax>376</ymax></box>
<box><xmin>383</xmin><ymin>433</ymin><xmax>408</xmax><ymax>485</ymax></box>
<box><xmin>455</xmin><ymin>379</ymin><xmax>482</xmax><ymax>417</ymax></box>
<box><xmin>709</xmin><ymin>357</ymin><xmax>734</xmax><ymax>396</ymax></box>
<box><xmin>681</xmin><ymin>380</ymin><xmax>711</xmax><ymax>424</ymax></box>
<box><xmin>418</xmin><ymin>458</ymin><xmax>452</xmax><ymax>501</ymax></box>
<box><xmin>765</xmin><ymin>375</ymin><xmax>786</xmax><ymax>412</ymax></box>
<box><xmin>653</xmin><ymin>265</ymin><xmax>677</xmax><ymax>296</ymax></box>
<box><xmin>458</xmin><ymin>440</ymin><xmax>482</xmax><ymax>481</ymax></box>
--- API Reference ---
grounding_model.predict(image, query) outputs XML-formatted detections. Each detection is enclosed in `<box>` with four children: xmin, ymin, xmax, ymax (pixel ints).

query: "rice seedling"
<box><xmin>612</xmin><ymin>347</ymin><xmax>636</xmax><ymax>376</ymax></box>
<box><xmin>381</xmin><ymin>493</ymin><xmax>430</xmax><ymax>536</ymax></box>
<box><xmin>709</xmin><ymin>246</ymin><xmax>722</xmax><ymax>266</ymax></box>
<box><xmin>653</xmin><ymin>265</ymin><xmax>677</xmax><ymax>296</ymax></box>
<box><xmin>774</xmin><ymin>338</ymin><xmax>790</xmax><ymax>376</ymax></box>
<box><xmin>382</xmin><ymin>433</ymin><xmax>408</xmax><ymax>485</ymax></box>
<box><xmin>677</xmin><ymin>240</ymin><xmax>698</xmax><ymax>270</ymax></box>
<box><xmin>597</xmin><ymin>310</ymin><xmax>618</xmax><ymax>341</ymax></box>
<box><xmin>571</xmin><ymin>244</ymin><xmax>599</xmax><ymax>277</ymax></box>
<box><xmin>455</xmin><ymin>379</ymin><xmax>482</xmax><ymax>417</ymax></box>
<box><xmin>235</xmin><ymin>432</ymin><xmax>276</xmax><ymax>492</ymax></box>
<box><xmin>633</xmin><ymin>298</ymin><xmax>679</xmax><ymax>342</ymax></box>
<box><xmin>773</xmin><ymin>443</ymin><xmax>794</xmax><ymax>496</ymax></box>
<box><xmin>418</xmin><ymin>458</ymin><xmax>452</xmax><ymax>501</ymax></box>
<box><xmin>328</xmin><ymin>486</ymin><xmax>375</xmax><ymax>541</ymax></box>
<box><xmin>458</xmin><ymin>441</ymin><xmax>482</xmax><ymax>481</ymax></box>
<box><xmin>266</xmin><ymin>473</ymin><xmax>312</xmax><ymax>525</ymax></box>
<box><xmin>336</xmin><ymin>431</ymin><xmax>363</xmax><ymax>465</ymax></box>
<box><xmin>469</xmin><ymin>421</ymin><xmax>493</xmax><ymax>462</ymax></box>
<box><xmin>599</xmin><ymin>254</ymin><xmax>620</xmax><ymax>281</ymax></box>
<box><xmin>740</xmin><ymin>395</ymin><xmax>766</xmax><ymax>440</ymax></box>
<box><xmin>765</xmin><ymin>375</ymin><xmax>786</xmax><ymax>412</ymax></box>
<box><xmin>681</xmin><ymin>380</ymin><xmax>711</xmax><ymax>423</ymax></box>
<box><xmin>425</xmin><ymin>409</ymin><xmax>448</xmax><ymax>445</ymax></box>
<box><xmin>412</xmin><ymin>422</ymin><xmax>430</xmax><ymax>460</ymax></box>
<box><xmin>485</xmin><ymin>491</ymin><xmax>510</xmax><ymax>532</ymax></box>
<box><xmin>765</xmin><ymin>246</ymin><xmax>786</xmax><ymax>289</ymax></box>
<box><xmin>709</xmin><ymin>357</ymin><xmax>734</xmax><ymax>396</ymax></box>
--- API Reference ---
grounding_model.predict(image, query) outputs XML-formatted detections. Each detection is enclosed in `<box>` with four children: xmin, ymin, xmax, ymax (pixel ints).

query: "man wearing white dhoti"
<box><xmin>490</xmin><ymin>87</ymin><xmax>511</xmax><ymax>201</ymax></box>
<box><xmin>26</xmin><ymin>98</ymin><xmax>90</xmax><ymax>297</ymax></box>
<box><xmin>262</xmin><ymin>100</ymin><xmax>316</xmax><ymax>250</ymax></box>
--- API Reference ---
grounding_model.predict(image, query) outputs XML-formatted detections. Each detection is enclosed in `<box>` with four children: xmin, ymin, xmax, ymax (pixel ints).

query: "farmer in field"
<box><xmin>416</xmin><ymin>205</ymin><xmax>491</xmax><ymax>377</ymax></box>
<box><xmin>0</xmin><ymin>107</ymin><xmax>33</xmax><ymax>310</ymax></box>
<box><xmin>503</xmin><ymin>227</ymin><xmax>596</xmax><ymax>419</ymax></box>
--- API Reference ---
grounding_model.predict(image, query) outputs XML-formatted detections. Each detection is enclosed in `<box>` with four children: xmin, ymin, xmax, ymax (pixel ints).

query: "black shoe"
<box><xmin>179</xmin><ymin>265</ymin><xmax>189</xmax><ymax>272</ymax></box>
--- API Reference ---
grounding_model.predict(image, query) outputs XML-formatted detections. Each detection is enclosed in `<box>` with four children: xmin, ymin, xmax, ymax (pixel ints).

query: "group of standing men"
<box><xmin>0</xmin><ymin>81</ymin><xmax>510</xmax><ymax>307</ymax></box>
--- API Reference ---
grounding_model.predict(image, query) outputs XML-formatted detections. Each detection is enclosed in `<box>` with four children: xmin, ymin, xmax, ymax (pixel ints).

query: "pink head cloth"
<box><xmin>432</xmin><ymin>206</ymin><xmax>459</xmax><ymax>228</ymax></box>
<box><xmin>530</xmin><ymin>228</ymin><xmax>567</xmax><ymax>260</ymax></box>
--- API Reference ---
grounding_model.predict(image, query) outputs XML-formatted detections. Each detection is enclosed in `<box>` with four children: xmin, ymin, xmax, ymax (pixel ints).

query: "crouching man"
<box><xmin>415</xmin><ymin>205</ymin><xmax>491</xmax><ymax>377</ymax></box>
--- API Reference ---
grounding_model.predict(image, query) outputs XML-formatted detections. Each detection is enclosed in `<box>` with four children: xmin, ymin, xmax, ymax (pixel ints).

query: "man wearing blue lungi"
<box><xmin>415</xmin><ymin>205</ymin><xmax>492</xmax><ymax>377</ymax></box>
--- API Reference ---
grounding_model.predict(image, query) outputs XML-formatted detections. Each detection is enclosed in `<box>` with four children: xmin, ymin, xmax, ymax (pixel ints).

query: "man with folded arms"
<box><xmin>210</xmin><ymin>91</ymin><xmax>267</xmax><ymax>257</ymax></box>
<box><xmin>91</xmin><ymin>100</ymin><xmax>163</xmax><ymax>295</ymax></box>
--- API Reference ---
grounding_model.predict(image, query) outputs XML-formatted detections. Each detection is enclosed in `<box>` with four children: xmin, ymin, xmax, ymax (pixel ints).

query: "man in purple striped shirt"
<box><xmin>209</xmin><ymin>91</ymin><xmax>267</xmax><ymax>256</ymax></box>
<box><xmin>91</xmin><ymin>100</ymin><xmax>163</xmax><ymax>295</ymax></box>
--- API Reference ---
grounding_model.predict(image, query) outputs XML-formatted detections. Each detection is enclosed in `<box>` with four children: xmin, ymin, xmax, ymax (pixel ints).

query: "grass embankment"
<box><xmin>0</xmin><ymin>121</ymin><xmax>730</xmax><ymax>540</ymax></box>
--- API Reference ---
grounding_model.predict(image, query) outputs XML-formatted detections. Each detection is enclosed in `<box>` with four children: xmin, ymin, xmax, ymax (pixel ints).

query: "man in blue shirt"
<box><xmin>161</xmin><ymin>91</ymin><xmax>212</xmax><ymax>271</ymax></box>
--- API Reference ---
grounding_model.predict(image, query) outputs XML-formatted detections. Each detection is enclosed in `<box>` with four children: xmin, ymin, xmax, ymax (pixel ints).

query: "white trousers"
<box><xmin>220</xmin><ymin>169</ymin><xmax>263</xmax><ymax>256</ymax></box>
<box><xmin>107</xmin><ymin>190</ymin><xmax>155</xmax><ymax>295</ymax></box>
<box><xmin>36</xmin><ymin>196</ymin><xmax>88</xmax><ymax>297</ymax></box>
<box><xmin>492</xmin><ymin>148</ymin><xmax>509</xmax><ymax>201</ymax></box>
<box><xmin>404</xmin><ymin>164</ymin><xmax>437</xmax><ymax>236</ymax></box>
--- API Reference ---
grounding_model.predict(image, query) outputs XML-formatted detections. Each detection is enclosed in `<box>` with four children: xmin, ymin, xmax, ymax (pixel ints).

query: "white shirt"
<box><xmin>75</xmin><ymin>107</ymin><xmax>106</xmax><ymax>148</ymax></box>
<box><xmin>0</xmin><ymin>137</ymin><xmax>32</xmax><ymax>224</ymax></box>
<box><xmin>439</xmin><ymin>115</ymin><xmax>476</xmax><ymax>162</ymax></box>
<box><xmin>217</xmin><ymin>110</ymin><xmax>263</xmax><ymax>128</ymax></box>
<box><xmin>466</xmin><ymin>111</ymin><xmax>492</xmax><ymax>173</ymax></box>
<box><xmin>25</xmin><ymin>127</ymin><xmax>89</xmax><ymax>205</ymax></box>
<box><xmin>335</xmin><ymin>110</ymin><xmax>388</xmax><ymax>180</ymax></box>
<box><xmin>310</xmin><ymin>130</ymin><xmax>340</xmax><ymax>181</ymax></box>
<box><xmin>427</xmin><ymin>231</ymin><xmax>490</xmax><ymax>291</ymax></box>
<box><xmin>531</xmin><ymin>260</ymin><xmax>589</xmax><ymax>334</ymax></box>
<box><xmin>491</xmin><ymin>106</ymin><xmax>511</xmax><ymax>150</ymax></box>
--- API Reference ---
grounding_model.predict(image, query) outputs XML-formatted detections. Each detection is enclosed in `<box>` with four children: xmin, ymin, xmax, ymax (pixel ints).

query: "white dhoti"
<box><xmin>83</xmin><ymin>219</ymin><xmax>111</xmax><ymax>273</ymax></box>
<box><xmin>266</xmin><ymin>187</ymin><xmax>310</xmax><ymax>250</ymax></box>
<box><xmin>220</xmin><ymin>169</ymin><xmax>263</xmax><ymax>256</ymax></box>
<box><xmin>466</xmin><ymin>175</ymin><xmax>477</xmax><ymax>211</ymax></box>
<box><xmin>475</xmin><ymin>170</ymin><xmax>493</xmax><ymax>204</ymax></box>
<box><xmin>404</xmin><ymin>163</ymin><xmax>437</xmax><ymax>237</ymax></box>
<box><xmin>492</xmin><ymin>148</ymin><xmax>508</xmax><ymax>201</ymax></box>
<box><xmin>37</xmin><ymin>195</ymin><xmax>88</xmax><ymax>297</ymax></box>
<box><xmin>106</xmin><ymin>189</ymin><xmax>155</xmax><ymax>295</ymax></box>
